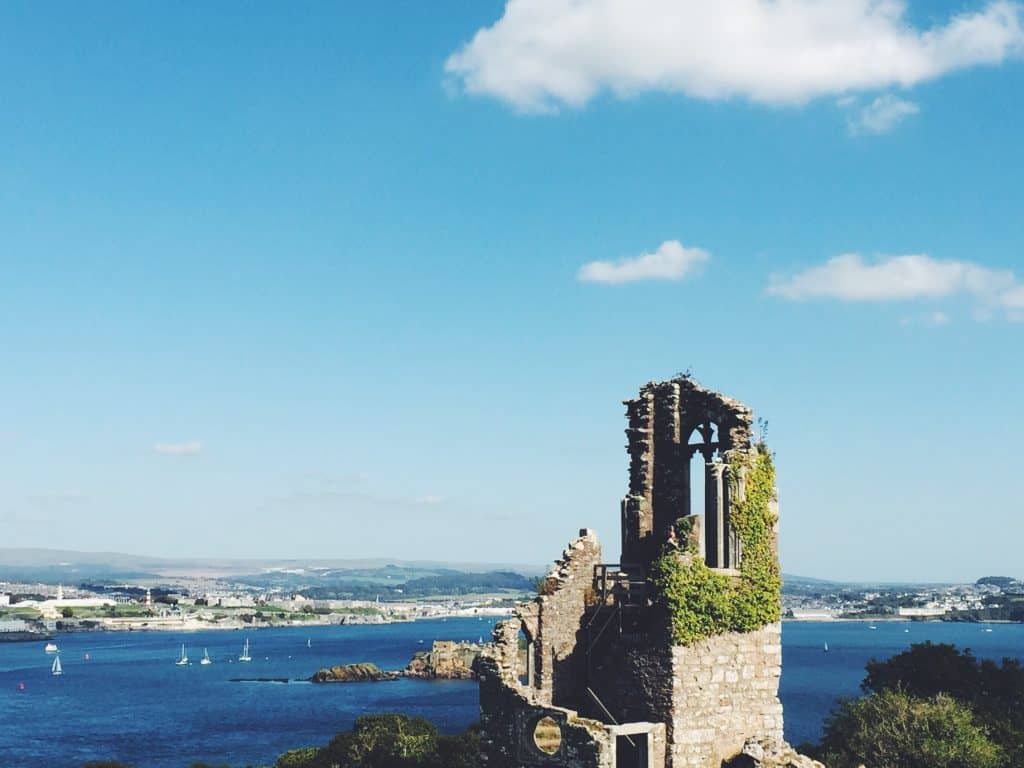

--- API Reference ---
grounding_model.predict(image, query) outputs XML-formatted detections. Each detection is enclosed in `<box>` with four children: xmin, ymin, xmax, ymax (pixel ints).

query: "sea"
<box><xmin>1</xmin><ymin>618</ymin><xmax>1022</xmax><ymax>768</ymax></box>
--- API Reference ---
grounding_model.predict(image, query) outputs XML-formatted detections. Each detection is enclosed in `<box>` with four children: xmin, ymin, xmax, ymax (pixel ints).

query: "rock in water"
<box><xmin>309</xmin><ymin>662</ymin><xmax>396</xmax><ymax>683</ymax></box>
<box><xmin>404</xmin><ymin>640</ymin><xmax>483</xmax><ymax>680</ymax></box>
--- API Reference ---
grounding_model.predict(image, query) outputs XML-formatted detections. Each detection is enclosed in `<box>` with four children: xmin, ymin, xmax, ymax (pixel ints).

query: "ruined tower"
<box><xmin>476</xmin><ymin>376</ymin><xmax>817</xmax><ymax>768</ymax></box>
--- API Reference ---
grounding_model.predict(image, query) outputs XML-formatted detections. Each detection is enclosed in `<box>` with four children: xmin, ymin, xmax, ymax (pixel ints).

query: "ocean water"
<box><xmin>1</xmin><ymin>618</ymin><xmax>1022</xmax><ymax>767</ymax></box>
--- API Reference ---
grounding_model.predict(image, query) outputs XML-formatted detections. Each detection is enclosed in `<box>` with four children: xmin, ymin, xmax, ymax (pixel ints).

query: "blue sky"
<box><xmin>1</xmin><ymin>1</ymin><xmax>1022</xmax><ymax>581</ymax></box>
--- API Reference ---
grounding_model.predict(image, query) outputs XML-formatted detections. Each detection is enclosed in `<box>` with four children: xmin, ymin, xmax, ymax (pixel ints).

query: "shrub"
<box><xmin>819</xmin><ymin>689</ymin><xmax>1003</xmax><ymax>768</ymax></box>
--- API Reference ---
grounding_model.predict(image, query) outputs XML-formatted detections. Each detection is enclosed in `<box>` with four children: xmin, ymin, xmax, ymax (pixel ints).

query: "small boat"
<box><xmin>18</xmin><ymin>682</ymin><xmax>25</xmax><ymax>692</ymax></box>
<box><xmin>200</xmin><ymin>648</ymin><xmax>212</xmax><ymax>665</ymax></box>
<box><xmin>51</xmin><ymin>656</ymin><xmax>63</xmax><ymax>676</ymax></box>
<box><xmin>868</xmin><ymin>625</ymin><xmax>878</xmax><ymax>630</ymax></box>
<box><xmin>983</xmin><ymin>627</ymin><xmax>993</xmax><ymax>633</ymax></box>
<box><xmin>176</xmin><ymin>644</ymin><xmax>189</xmax><ymax>666</ymax></box>
<box><xmin>83</xmin><ymin>653</ymin><xmax>90</xmax><ymax>661</ymax></box>
<box><xmin>239</xmin><ymin>638</ymin><xmax>252</xmax><ymax>663</ymax></box>
<box><xmin>307</xmin><ymin>638</ymin><xmax>311</xmax><ymax>648</ymax></box>
<box><xmin>44</xmin><ymin>642</ymin><xmax>59</xmax><ymax>654</ymax></box>
<box><xmin>823</xmin><ymin>642</ymin><xmax>829</xmax><ymax>652</ymax></box>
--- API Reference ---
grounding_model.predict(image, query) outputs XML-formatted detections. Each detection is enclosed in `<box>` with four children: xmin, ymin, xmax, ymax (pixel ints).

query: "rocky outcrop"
<box><xmin>309</xmin><ymin>662</ymin><xmax>397</xmax><ymax>683</ymax></box>
<box><xmin>723</xmin><ymin>739</ymin><xmax>825</xmax><ymax>768</ymax></box>
<box><xmin>404</xmin><ymin>640</ymin><xmax>483</xmax><ymax>680</ymax></box>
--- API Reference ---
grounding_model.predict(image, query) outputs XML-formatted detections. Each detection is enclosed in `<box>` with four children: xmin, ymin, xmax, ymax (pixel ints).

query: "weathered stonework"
<box><xmin>478</xmin><ymin>377</ymin><xmax>820</xmax><ymax>768</ymax></box>
<box><xmin>405</xmin><ymin>640</ymin><xmax>482</xmax><ymax>680</ymax></box>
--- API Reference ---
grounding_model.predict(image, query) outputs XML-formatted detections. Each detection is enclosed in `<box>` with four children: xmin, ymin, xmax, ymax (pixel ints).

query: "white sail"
<box><xmin>200</xmin><ymin>648</ymin><xmax>212</xmax><ymax>665</ymax></box>
<box><xmin>239</xmin><ymin>638</ymin><xmax>251</xmax><ymax>662</ymax></box>
<box><xmin>176</xmin><ymin>643</ymin><xmax>189</xmax><ymax>666</ymax></box>
<box><xmin>52</xmin><ymin>656</ymin><xmax>63</xmax><ymax>676</ymax></box>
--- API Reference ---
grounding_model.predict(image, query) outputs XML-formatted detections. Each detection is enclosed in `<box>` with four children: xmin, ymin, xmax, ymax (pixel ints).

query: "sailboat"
<box><xmin>307</xmin><ymin>638</ymin><xmax>311</xmax><ymax>649</ymax></box>
<box><xmin>239</xmin><ymin>638</ymin><xmax>252</xmax><ymax>663</ymax></box>
<box><xmin>823</xmin><ymin>642</ymin><xmax>829</xmax><ymax>652</ymax></box>
<box><xmin>200</xmin><ymin>648</ymin><xmax>212</xmax><ymax>665</ymax></box>
<box><xmin>51</xmin><ymin>655</ymin><xmax>63</xmax><ymax>676</ymax></box>
<box><xmin>176</xmin><ymin>644</ymin><xmax>189</xmax><ymax>666</ymax></box>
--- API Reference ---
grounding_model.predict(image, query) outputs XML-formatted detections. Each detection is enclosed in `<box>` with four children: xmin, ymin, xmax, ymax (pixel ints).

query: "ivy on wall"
<box><xmin>649</xmin><ymin>444</ymin><xmax>782</xmax><ymax>646</ymax></box>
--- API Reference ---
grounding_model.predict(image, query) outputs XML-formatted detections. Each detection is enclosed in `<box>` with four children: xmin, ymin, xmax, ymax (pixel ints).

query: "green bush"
<box><xmin>269</xmin><ymin>714</ymin><xmax>479</xmax><ymax>768</ymax></box>
<box><xmin>275</xmin><ymin>748</ymin><xmax>320</xmax><ymax>768</ymax></box>
<box><xmin>808</xmin><ymin>643</ymin><xmax>1024</xmax><ymax>768</ymax></box>
<box><xmin>819</xmin><ymin>689</ymin><xmax>1002</xmax><ymax>768</ymax></box>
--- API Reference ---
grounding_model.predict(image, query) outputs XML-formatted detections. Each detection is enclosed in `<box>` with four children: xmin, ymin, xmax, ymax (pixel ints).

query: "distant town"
<box><xmin>783</xmin><ymin>574</ymin><xmax>1024</xmax><ymax>622</ymax></box>
<box><xmin>0</xmin><ymin>553</ymin><xmax>533</xmax><ymax>639</ymax></box>
<box><xmin>1</xmin><ymin>550</ymin><xmax>1021</xmax><ymax>641</ymax></box>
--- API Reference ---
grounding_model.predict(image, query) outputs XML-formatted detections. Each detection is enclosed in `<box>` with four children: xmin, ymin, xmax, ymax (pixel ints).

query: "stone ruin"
<box><xmin>476</xmin><ymin>376</ymin><xmax>822</xmax><ymax>768</ymax></box>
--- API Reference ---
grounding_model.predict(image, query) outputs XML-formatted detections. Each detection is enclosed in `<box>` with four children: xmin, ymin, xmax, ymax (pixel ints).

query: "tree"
<box><xmin>422</xmin><ymin>726</ymin><xmax>480</xmax><ymax>768</ymax></box>
<box><xmin>274</xmin><ymin>747</ymin><xmax>320</xmax><ymax>768</ymax></box>
<box><xmin>61</xmin><ymin>607</ymin><xmax>74</xmax><ymax>618</ymax></box>
<box><xmin>819</xmin><ymin>689</ymin><xmax>1003</xmax><ymax>768</ymax></box>
<box><xmin>863</xmin><ymin>642</ymin><xmax>1024</xmax><ymax>756</ymax></box>
<box><xmin>320</xmin><ymin>713</ymin><xmax>439</xmax><ymax>768</ymax></box>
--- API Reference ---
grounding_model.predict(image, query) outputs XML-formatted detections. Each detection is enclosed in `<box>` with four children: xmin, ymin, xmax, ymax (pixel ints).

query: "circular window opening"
<box><xmin>533</xmin><ymin>716</ymin><xmax>562</xmax><ymax>755</ymax></box>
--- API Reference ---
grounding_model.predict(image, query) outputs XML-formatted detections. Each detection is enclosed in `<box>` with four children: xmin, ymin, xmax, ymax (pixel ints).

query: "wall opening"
<box><xmin>616</xmin><ymin>733</ymin><xmax>649</xmax><ymax>768</ymax></box>
<box><xmin>533</xmin><ymin>716</ymin><xmax>562</xmax><ymax>755</ymax></box>
<box><xmin>517</xmin><ymin>627</ymin><xmax>533</xmax><ymax>687</ymax></box>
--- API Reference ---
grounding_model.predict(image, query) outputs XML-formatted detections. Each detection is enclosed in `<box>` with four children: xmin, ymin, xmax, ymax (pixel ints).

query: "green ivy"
<box><xmin>649</xmin><ymin>444</ymin><xmax>782</xmax><ymax>645</ymax></box>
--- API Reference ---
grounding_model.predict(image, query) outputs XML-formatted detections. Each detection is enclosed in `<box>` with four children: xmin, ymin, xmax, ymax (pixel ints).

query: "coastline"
<box><xmin>35</xmin><ymin>607</ymin><xmax>514</xmax><ymax>634</ymax></box>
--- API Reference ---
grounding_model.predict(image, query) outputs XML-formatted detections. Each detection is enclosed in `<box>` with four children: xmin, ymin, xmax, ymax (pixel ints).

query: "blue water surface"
<box><xmin>1</xmin><ymin>618</ymin><xmax>1022</xmax><ymax>767</ymax></box>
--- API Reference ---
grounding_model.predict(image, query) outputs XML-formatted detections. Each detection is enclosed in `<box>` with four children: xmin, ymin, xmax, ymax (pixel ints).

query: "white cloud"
<box><xmin>578</xmin><ymin>240</ymin><xmax>709</xmax><ymax>284</ymax></box>
<box><xmin>445</xmin><ymin>0</ymin><xmax>1024</xmax><ymax>112</ymax></box>
<box><xmin>1003</xmin><ymin>285</ymin><xmax>1024</xmax><ymax>307</ymax></box>
<box><xmin>847</xmin><ymin>93</ymin><xmax>920</xmax><ymax>134</ymax></box>
<box><xmin>153</xmin><ymin>440</ymin><xmax>202</xmax><ymax>456</ymax></box>
<box><xmin>768</xmin><ymin>253</ymin><xmax>1024</xmax><ymax>319</ymax></box>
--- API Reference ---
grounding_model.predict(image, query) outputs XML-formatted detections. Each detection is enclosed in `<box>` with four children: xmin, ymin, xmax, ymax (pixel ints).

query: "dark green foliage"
<box><xmin>815</xmin><ymin>643</ymin><xmax>1024</xmax><ymax>768</ymax></box>
<box><xmin>322</xmin><ymin>713</ymin><xmax>438</xmax><ymax>766</ymax></box>
<box><xmin>819</xmin><ymin>689</ymin><xmax>1003</xmax><ymax>768</ymax></box>
<box><xmin>269</xmin><ymin>714</ymin><xmax>479</xmax><ymax>768</ymax></box>
<box><xmin>650</xmin><ymin>445</ymin><xmax>782</xmax><ymax>645</ymax></box>
<box><xmin>422</xmin><ymin>726</ymin><xmax>480</xmax><ymax>768</ymax></box>
<box><xmin>862</xmin><ymin>642</ymin><xmax>1024</xmax><ymax>763</ymax></box>
<box><xmin>275</xmin><ymin>748</ymin><xmax>320</xmax><ymax>768</ymax></box>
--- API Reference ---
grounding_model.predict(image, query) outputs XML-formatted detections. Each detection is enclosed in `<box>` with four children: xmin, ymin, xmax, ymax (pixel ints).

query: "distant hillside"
<box><xmin>781</xmin><ymin>573</ymin><xmax>959</xmax><ymax>594</ymax></box>
<box><xmin>0</xmin><ymin>547</ymin><xmax>543</xmax><ymax>590</ymax></box>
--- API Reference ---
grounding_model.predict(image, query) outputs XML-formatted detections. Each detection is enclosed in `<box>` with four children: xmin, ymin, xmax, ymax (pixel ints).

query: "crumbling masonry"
<box><xmin>476</xmin><ymin>377</ymin><xmax>822</xmax><ymax>768</ymax></box>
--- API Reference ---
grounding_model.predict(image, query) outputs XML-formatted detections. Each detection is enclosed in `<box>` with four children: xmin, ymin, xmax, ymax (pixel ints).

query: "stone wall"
<box><xmin>667</xmin><ymin>623</ymin><xmax>784</xmax><ymax>768</ymax></box>
<box><xmin>527</xmin><ymin>529</ymin><xmax>602</xmax><ymax>710</ymax></box>
<box><xmin>477</xmin><ymin>619</ymin><xmax>617</xmax><ymax>768</ymax></box>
